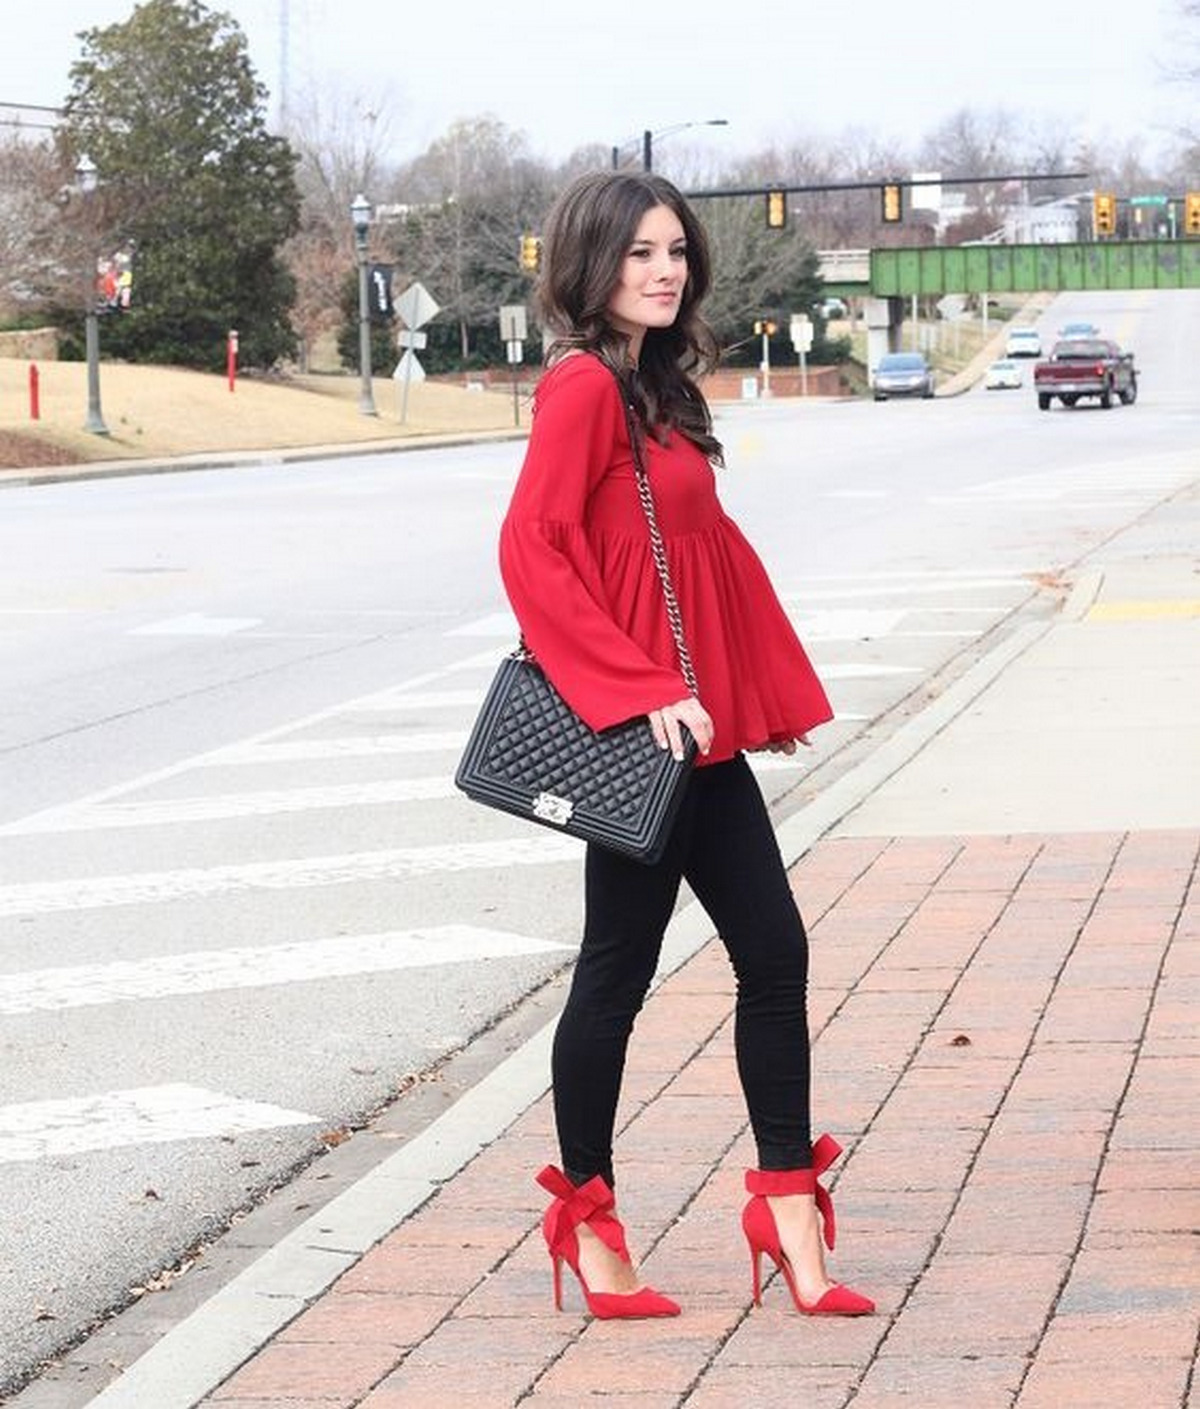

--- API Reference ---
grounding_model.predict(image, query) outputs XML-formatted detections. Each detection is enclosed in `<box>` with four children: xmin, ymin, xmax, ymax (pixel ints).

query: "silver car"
<box><xmin>872</xmin><ymin>352</ymin><xmax>935</xmax><ymax>401</ymax></box>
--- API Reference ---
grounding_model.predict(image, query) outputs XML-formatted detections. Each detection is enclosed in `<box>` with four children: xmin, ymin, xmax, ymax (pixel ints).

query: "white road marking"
<box><xmin>447</xmin><ymin>612</ymin><xmax>517</xmax><ymax>637</ymax></box>
<box><xmin>0</xmin><ymin>835</ymin><xmax>582</xmax><ymax>918</ymax></box>
<box><xmin>0</xmin><ymin>1085</ymin><xmax>319</xmax><ymax>1164</ymax></box>
<box><xmin>208</xmin><ymin>731</ymin><xmax>468</xmax><ymax>764</ymax></box>
<box><xmin>0</xmin><ymin>925</ymin><xmax>572</xmax><ymax>1015</ymax></box>
<box><xmin>444</xmin><ymin>648</ymin><xmax>511</xmax><ymax>672</ymax></box>
<box><xmin>816</xmin><ymin>663</ymin><xmax>920</xmax><ymax>679</ymax></box>
<box><xmin>929</xmin><ymin>461</ymin><xmax>1194</xmax><ymax>505</ymax></box>
<box><xmin>746</xmin><ymin>753</ymin><xmax>806</xmax><ymax>772</ymax></box>
<box><xmin>787</xmin><ymin>608</ymin><xmax>908</xmax><ymax>640</ymax></box>
<box><xmin>341</xmin><ymin>689</ymin><xmax>484</xmax><ymax>712</ymax></box>
<box><xmin>783</xmin><ymin>580</ymin><xmax>1030</xmax><ymax>602</ymax></box>
<box><xmin>130</xmin><ymin>613</ymin><xmax>262</xmax><ymax>636</ymax></box>
<box><xmin>0</xmin><ymin>651</ymin><xmax>502</xmax><ymax>835</ymax></box>
<box><xmin>0</xmin><ymin>778</ymin><xmax>458</xmax><ymax>836</ymax></box>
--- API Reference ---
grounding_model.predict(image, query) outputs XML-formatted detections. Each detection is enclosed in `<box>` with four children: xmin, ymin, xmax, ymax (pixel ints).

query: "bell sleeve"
<box><xmin>499</xmin><ymin>359</ymin><xmax>689</xmax><ymax>732</ymax></box>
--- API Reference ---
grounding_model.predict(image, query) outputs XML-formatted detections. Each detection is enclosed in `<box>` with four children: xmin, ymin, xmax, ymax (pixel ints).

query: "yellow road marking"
<box><xmin>1087</xmin><ymin>600</ymin><xmax>1200</xmax><ymax>621</ymax></box>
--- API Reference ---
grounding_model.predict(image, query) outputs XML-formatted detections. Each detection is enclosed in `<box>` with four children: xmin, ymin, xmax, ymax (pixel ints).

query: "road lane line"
<box><xmin>0</xmin><ymin>926</ymin><xmax>572</xmax><ymax>1014</ymax></box>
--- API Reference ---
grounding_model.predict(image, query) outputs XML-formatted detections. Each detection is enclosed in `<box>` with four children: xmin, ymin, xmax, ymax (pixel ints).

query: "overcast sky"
<box><xmin>5</xmin><ymin>0</ymin><xmax>1193</xmax><ymax>170</ymax></box>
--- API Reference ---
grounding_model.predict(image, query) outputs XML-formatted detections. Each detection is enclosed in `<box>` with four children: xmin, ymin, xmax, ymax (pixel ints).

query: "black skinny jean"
<box><xmin>553</xmin><ymin>754</ymin><xmax>813</xmax><ymax>1189</ymax></box>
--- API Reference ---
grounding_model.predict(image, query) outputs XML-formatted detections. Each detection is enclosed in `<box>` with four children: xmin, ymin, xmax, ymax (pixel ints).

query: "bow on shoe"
<box><xmin>743</xmin><ymin>1132</ymin><xmax>844</xmax><ymax>1250</ymax></box>
<box><xmin>535</xmin><ymin>1165</ymin><xmax>630</xmax><ymax>1260</ymax></box>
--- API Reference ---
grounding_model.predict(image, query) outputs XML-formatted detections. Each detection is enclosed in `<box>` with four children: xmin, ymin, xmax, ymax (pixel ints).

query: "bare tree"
<box><xmin>0</xmin><ymin>137</ymin><xmax>81</xmax><ymax>318</ymax></box>
<box><xmin>283</xmin><ymin>80</ymin><xmax>400</xmax><ymax>368</ymax></box>
<box><xmin>390</xmin><ymin>117</ymin><xmax>556</xmax><ymax>362</ymax></box>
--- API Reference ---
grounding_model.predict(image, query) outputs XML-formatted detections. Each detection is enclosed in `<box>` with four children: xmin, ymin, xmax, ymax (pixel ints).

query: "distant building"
<box><xmin>1003</xmin><ymin>199</ymin><xmax>1080</xmax><ymax>244</ymax></box>
<box><xmin>0</xmin><ymin>102</ymin><xmax>61</xmax><ymax>143</ymax></box>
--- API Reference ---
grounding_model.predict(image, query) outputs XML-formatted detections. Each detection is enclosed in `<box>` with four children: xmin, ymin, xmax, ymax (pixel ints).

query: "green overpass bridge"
<box><xmin>820</xmin><ymin>239</ymin><xmax>1200</xmax><ymax>298</ymax></box>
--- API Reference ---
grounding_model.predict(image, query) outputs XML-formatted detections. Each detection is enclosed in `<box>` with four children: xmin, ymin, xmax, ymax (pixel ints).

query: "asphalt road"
<box><xmin>1</xmin><ymin>286</ymin><xmax>1197</xmax><ymax>1397</ymax></box>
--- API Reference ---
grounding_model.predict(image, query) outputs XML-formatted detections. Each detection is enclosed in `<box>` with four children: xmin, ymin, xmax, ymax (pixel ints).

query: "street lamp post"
<box><xmin>75</xmin><ymin>154</ymin><xmax>109</xmax><ymax>436</ymax></box>
<box><xmin>610</xmin><ymin>120</ymin><xmax>729</xmax><ymax>172</ymax></box>
<box><xmin>350</xmin><ymin>192</ymin><xmax>377</xmax><ymax>417</ymax></box>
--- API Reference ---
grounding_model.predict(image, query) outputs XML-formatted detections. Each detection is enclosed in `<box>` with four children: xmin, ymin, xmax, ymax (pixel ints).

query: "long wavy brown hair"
<box><xmin>536</xmin><ymin>170</ymin><xmax>723</xmax><ymax>463</ymax></box>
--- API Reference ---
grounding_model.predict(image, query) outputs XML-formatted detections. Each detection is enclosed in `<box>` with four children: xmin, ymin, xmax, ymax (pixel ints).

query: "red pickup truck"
<box><xmin>1033</xmin><ymin>339</ymin><xmax>1138</xmax><ymax>410</ymax></box>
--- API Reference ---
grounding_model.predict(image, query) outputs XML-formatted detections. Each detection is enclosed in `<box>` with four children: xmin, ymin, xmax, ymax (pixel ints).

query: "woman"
<box><xmin>499</xmin><ymin>170</ymin><xmax>872</xmax><ymax>1321</ymax></box>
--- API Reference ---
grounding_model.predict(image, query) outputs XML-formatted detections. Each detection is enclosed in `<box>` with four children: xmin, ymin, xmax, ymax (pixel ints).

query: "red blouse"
<box><xmin>498</xmin><ymin>354</ymin><xmax>832</xmax><ymax>765</ymax></box>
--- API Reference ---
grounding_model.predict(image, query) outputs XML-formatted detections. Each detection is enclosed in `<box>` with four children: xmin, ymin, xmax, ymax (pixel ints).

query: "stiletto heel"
<box><xmin>536</xmin><ymin>1165</ymin><xmax>680</xmax><ymax>1319</ymax></box>
<box><xmin>742</xmin><ymin>1134</ymin><xmax>874</xmax><ymax>1317</ymax></box>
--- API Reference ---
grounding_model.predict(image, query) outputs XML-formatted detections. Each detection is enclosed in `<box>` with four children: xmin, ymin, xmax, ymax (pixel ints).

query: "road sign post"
<box><xmin>789</xmin><ymin>315</ymin><xmax>812</xmax><ymax>396</ymax></box>
<box><xmin>499</xmin><ymin>305</ymin><xmax>528</xmax><ymax>427</ymax></box>
<box><xmin>394</xmin><ymin>281</ymin><xmax>440</xmax><ymax>425</ymax></box>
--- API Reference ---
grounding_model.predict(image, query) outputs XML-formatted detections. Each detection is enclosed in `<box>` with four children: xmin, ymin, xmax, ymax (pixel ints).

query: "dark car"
<box><xmin>872</xmin><ymin>352</ymin><xmax>934</xmax><ymax>401</ymax></box>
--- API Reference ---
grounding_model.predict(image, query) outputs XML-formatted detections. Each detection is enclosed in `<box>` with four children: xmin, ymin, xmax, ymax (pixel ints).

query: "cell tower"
<box><xmin>277</xmin><ymin>0</ymin><xmax>290</xmax><ymax>130</ymax></box>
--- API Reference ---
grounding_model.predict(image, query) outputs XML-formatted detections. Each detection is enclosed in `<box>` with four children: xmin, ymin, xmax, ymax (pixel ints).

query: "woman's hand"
<box><xmin>648</xmin><ymin>697</ymin><xmax>714</xmax><ymax>761</ymax></box>
<box><xmin>749</xmin><ymin>735</ymin><xmax>812</xmax><ymax>756</ymax></box>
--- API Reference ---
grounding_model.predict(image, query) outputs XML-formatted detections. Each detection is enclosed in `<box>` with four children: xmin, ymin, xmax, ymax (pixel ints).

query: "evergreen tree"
<box><xmin>61</xmin><ymin>0</ymin><xmax>301</xmax><ymax>370</ymax></box>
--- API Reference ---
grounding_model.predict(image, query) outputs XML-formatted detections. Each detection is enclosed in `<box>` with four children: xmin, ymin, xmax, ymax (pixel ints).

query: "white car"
<box><xmin>1005</xmin><ymin>326</ymin><xmax>1042</xmax><ymax>358</ymax></box>
<box><xmin>985</xmin><ymin>358</ymin><xmax>1023</xmax><ymax>390</ymax></box>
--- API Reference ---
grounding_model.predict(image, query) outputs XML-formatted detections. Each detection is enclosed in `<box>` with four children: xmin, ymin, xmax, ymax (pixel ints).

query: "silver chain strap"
<box><xmin>621</xmin><ymin>397</ymin><xmax>699</xmax><ymax>698</ymax></box>
<box><xmin>517</xmin><ymin>371</ymin><xmax>699</xmax><ymax>702</ymax></box>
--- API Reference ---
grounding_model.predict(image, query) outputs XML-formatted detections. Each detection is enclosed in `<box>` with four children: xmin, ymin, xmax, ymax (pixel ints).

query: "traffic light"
<box><xmin>1185</xmin><ymin>192</ymin><xmax>1200</xmax><ymax>236</ymax></box>
<box><xmin>765</xmin><ymin>189</ymin><xmax>787</xmax><ymax>229</ymax></box>
<box><xmin>1094</xmin><ymin>192</ymin><xmax>1117</xmax><ymax>237</ymax></box>
<box><xmin>881</xmin><ymin>182</ymin><xmax>902</xmax><ymax>223</ymax></box>
<box><xmin>753</xmin><ymin>320</ymin><xmax>778</xmax><ymax>336</ymax></box>
<box><xmin>519</xmin><ymin>233</ymin><xmax>542</xmax><ymax>273</ymax></box>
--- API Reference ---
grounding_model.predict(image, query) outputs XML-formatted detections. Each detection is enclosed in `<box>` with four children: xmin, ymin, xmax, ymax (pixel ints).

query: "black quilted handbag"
<box><xmin>455</xmin><ymin>385</ymin><xmax>698</xmax><ymax>865</ymax></box>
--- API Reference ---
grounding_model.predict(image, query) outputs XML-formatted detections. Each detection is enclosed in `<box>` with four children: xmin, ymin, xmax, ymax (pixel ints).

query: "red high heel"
<box><xmin>535</xmin><ymin>1165</ymin><xmax>680</xmax><ymax>1319</ymax></box>
<box><xmin>742</xmin><ymin>1134</ymin><xmax>874</xmax><ymax>1316</ymax></box>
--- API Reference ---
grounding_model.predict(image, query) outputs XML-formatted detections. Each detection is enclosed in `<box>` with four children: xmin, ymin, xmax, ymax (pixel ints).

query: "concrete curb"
<box><xmin>0</xmin><ymin>428</ymin><xmax>533</xmax><ymax>491</ymax></box>
<box><xmin>86</xmin><ymin>613</ymin><xmax>1053</xmax><ymax>1409</ymax></box>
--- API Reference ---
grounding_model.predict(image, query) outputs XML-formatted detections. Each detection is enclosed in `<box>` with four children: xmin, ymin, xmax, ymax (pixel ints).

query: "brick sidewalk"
<box><xmin>193</xmin><ymin>828</ymin><xmax>1199</xmax><ymax>1409</ymax></box>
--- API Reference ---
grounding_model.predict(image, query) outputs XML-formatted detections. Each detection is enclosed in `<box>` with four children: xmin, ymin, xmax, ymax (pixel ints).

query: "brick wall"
<box><xmin>431</xmin><ymin>362</ymin><xmax>851</xmax><ymax>400</ymax></box>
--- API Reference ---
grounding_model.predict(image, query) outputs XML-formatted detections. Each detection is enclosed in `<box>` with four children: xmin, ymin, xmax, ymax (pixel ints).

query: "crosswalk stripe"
<box><xmin>208</xmin><ymin>731</ymin><xmax>468</xmax><ymax>764</ymax></box>
<box><xmin>0</xmin><ymin>651</ymin><xmax>503</xmax><ymax>837</ymax></box>
<box><xmin>782</xmin><ymin>581</ymin><xmax>1029</xmax><ymax>602</ymax></box>
<box><xmin>447</xmin><ymin>612</ymin><xmax>517</xmax><ymax>637</ymax></box>
<box><xmin>0</xmin><ymin>1085</ymin><xmax>319</xmax><ymax>1164</ymax></box>
<box><xmin>341</xmin><ymin>689</ymin><xmax>484</xmax><ymax>712</ymax></box>
<box><xmin>930</xmin><ymin>462</ymin><xmax>1192</xmax><ymax>504</ymax></box>
<box><xmin>0</xmin><ymin>925</ymin><xmax>572</xmax><ymax>1015</ymax></box>
<box><xmin>0</xmin><ymin>778</ymin><xmax>458</xmax><ymax>836</ymax></box>
<box><xmin>817</xmin><ymin>662</ymin><xmax>920</xmax><ymax>679</ymax></box>
<box><xmin>130</xmin><ymin>613</ymin><xmax>263</xmax><ymax>636</ymax></box>
<box><xmin>0</xmin><ymin>835</ymin><xmax>582</xmax><ymax>918</ymax></box>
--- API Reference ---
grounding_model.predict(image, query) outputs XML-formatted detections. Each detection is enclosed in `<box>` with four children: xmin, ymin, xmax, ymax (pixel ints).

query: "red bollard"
<box><xmin>29</xmin><ymin>363</ymin><xmax>39</xmax><ymax>420</ymax></box>
<box><xmin>227</xmin><ymin>329</ymin><xmax>238</xmax><ymax>392</ymax></box>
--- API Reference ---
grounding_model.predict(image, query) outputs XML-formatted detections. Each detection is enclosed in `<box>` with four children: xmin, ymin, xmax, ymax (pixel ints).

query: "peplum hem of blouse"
<box><xmin>498</xmin><ymin>355</ymin><xmax>833</xmax><ymax>764</ymax></box>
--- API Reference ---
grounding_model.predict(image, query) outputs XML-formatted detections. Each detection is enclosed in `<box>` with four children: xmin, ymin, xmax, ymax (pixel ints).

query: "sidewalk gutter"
<box><xmin>85</xmin><ymin>613</ymin><xmax>1052</xmax><ymax>1409</ymax></box>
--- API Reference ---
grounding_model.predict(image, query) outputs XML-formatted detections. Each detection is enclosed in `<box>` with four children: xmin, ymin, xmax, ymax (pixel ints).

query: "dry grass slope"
<box><xmin>0</xmin><ymin>358</ymin><xmax>533</xmax><ymax>470</ymax></box>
